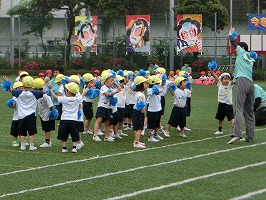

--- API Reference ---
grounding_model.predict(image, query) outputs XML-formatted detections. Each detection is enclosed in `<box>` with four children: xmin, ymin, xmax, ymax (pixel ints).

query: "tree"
<box><xmin>174</xmin><ymin>0</ymin><xmax>229</xmax><ymax>31</ymax></box>
<box><xmin>97</xmin><ymin>0</ymin><xmax>154</xmax><ymax>18</ymax></box>
<box><xmin>31</xmin><ymin>0</ymin><xmax>98</xmax><ymax>64</ymax></box>
<box><xmin>7</xmin><ymin>0</ymin><xmax>54</xmax><ymax>56</ymax></box>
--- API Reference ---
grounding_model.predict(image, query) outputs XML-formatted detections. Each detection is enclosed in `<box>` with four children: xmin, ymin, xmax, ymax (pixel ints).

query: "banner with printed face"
<box><xmin>248</xmin><ymin>14</ymin><xmax>266</xmax><ymax>30</ymax></box>
<box><xmin>176</xmin><ymin>14</ymin><xmax>202</xmax><ymax>53</ymax></box>
<box><xmin>74</xmin><ymin>16</ymin><xmax>98</xmax><ymax>53</ymax></box>
<box><xmin>126</xmin><ymin>15</ymin><xmax>150</xmax><ymax>53</ymax></box>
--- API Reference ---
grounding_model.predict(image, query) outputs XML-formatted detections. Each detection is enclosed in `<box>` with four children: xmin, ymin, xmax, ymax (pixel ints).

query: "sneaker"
<box><xmin>72</xmin><ymin>148</ymin><xmax>77</xmax><ymax>153</ymax></box>
<box><xmin>123</xmin><ymin>124</ymin><xmax>127</xmax><ymax>128</ymax></box>
<box><xmin>157</xmin><ymin>128</ymin><xmax>163</xmax><ymax>134</ymax></box>
<box><xmin>141</xmin><ymin>130</ymin><xmax>145</xmax><ymax>136</ymax></box>
<box><xmin>154</xmin><ymin>134</ymin><xmax>164</xmax><ymax>140</ymax></box>
<box><xmin>77</xmin><ymin>141</ymin><xmax>84</xmax><ymax>149</ymax></box>
<box><xmin>97</xmin><ymin>130</ymin><xmax>105</xmax><ymax>136</ymax></box>
<box><xmin>20</xmin><ymin>146</ymin><xmax>26</xmax><ymax>151</ymax></box>
<box><xmin>40</xmin><ymin>142</ymin><xmax>52</xmax><ymax>148</ymax></box>
<box><xmin>113</xmin><ymin>134</ymin><xmax>123</xmax><ymax>139</ymax></box>
<box><xmin>164</xmin><ymin>131</ymin><xmax>170</xmax><ymax>138</ymax></box>
<box><xmin>62</xmin><ymin>148</ymin><xmax>68</xmax><ymax>153</ymax></box>
<box><xmin>214</xmin><ymin>131</ymin><xmax>224</xmax><ymax>135</ymax></box>
<box><xmin>119</xmin><ymin>133</ymin><xmax>128</xmax><ymax>137</ymax></box>
<box><xmin>239</xmin><ymin>138</ymin><xmax>248</xmax><ymax>142</ymax></box>
<box><xmin>227</xmin><ymin>136</ymin><xmax>241</xmax><ymax>144</ymax></box>
<box><xmin>29</xmin><ymin>146</ymin><xmax>37</xmax><ymax>151</ymax></box>
<box><xmin>184</xmin><ymin>127</ymin><xmax>191</xmax><ymax>131</ymax></box>
<box><xmin>123</xmin><ymin>127</ymin><xmax>132</xmax><ymax>131</ymax></box>
<box><xmin>104</xmin><ymin>137</ymin><xmax>114</xmax><ymax>142</ymax></box>
<box><xmin>148</xmin><ymin>136</ymin><xmax>160</xmax><ymax>142</ymax></box>
<box><xmin>177</xmin><ymin>126</ymin><xmax>181</xmax><ymax>131</ymax></box>
<box><xmin>92</xmin><ymin>135</ymin><xmax>102</xmax><ymax>142</ymax></box>
<box><xmin>133</xmin><ymin>142</ymin><xmax>146</xmax><ymax>148</ymax></box>
<box><xmin>12</xmin><ymin>141</ymin><xmax>19</xmax><ymax>147</ymax></box>
<box><xmin>179</xmin><ymin>133</ymin><xmax>187</xmax><ymax>138</ymax></box>
<box><xmin>82</xmin><ymin>129</ymin><xmax>93</xmax><ymax>134</ymax></box>
<box><xmin>24</xmin><ymin>141</ymin><xmax>29</xmax><ymax>146</ymax></box>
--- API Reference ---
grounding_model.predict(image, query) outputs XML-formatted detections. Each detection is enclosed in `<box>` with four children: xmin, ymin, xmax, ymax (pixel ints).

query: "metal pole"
<box><xmin>214</xmin><ymin>12</ymin><xmax>217</xmax><ymax>62</ymax></box>
<box><xmin>169</xmin><ymin>0</ymin><xmax>175</xmax><ymax>70</ymax></box>
<box><xmin>113</xmin><ymin>18</ymin><xmax>116</xmax><ymax>70</ymax></box>
<box><xmin>64</xmin><ymin>12</ymin><xmax>67</xmax><ymax>67</ymax></box>
<box><xmin>165</xmin><ymin>14</ymin><xmax>168</xmax><ymax>69</ymax></box>
<box><xmin>18</xmin><ymin>17</ymin><xmax>21</xmax><ymax>68</ymax></box>
<box><xmin>10</xmin><ymin>0</ymin><xmax>15</xmax><ymax>68</ymax></box>
<box><xmin>229</xmin><ymin>0</ymin><xmax>233</xmax><ymax>69</ymax></box>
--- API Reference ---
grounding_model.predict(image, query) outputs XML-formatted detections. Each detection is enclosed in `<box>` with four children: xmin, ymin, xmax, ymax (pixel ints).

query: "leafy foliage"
<box><xmin>174</xmin><ymin>0</ymin><xmax>229</xmax><ymax>30</ymax></box>
<box><xmin>98</xmin><ymin>0</ymin><xmax>154</xmax><ymax>17</ymax></box>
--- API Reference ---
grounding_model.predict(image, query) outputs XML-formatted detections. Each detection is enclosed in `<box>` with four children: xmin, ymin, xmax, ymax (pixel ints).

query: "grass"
<box><xmin>0</xmin><ymin>77</ymin><xmax>266</xmax><ymax>200</ymax></box>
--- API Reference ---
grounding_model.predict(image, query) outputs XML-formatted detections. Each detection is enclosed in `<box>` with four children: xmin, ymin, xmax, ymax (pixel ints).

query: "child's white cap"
<box><xmin>220</xmin><ymin>73</ymin><xmax>231</xmax><ymax>79</ymax></box>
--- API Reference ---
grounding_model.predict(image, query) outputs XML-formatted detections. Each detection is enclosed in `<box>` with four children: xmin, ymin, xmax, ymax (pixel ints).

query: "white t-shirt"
<box><xmin>58</xmin><ymin>84</ymin><xmax>66</xmax><ymax>96</ymax></box>
<box><xmin>147</xmin><ymin>88</ymin><xmax>161</xmax><ymax>112</ymax></box>
<box><xmin>217</xmin><ymin>81</ymin><xmax>233</xmax><ymax>105</ymax></box>
<box><xmin>58</xmin><ymin>95</ymin><xmax>83</xmax><ymax>120</ymax></box>
<box><xmin>117</xmin><ymin>88</ymin><xmax>126</xmax><ymax>108</ymax></box>
<box><xmin>76</xmin><ymin>93</ymin><xmax>84</xmax><ymax>122</ymax></box>
<box><xmin>173</xmin><ymin>88</ymin><xmax>191</xmax><ymax>108</ymax></box>
<box><xmin>38</xmin><ymin>94</ymin><xmax>54</xmax><ymax>121</ymax></box>
<box><xmin>12</xmin><ymin>90</ymin><xmax>43</xmax><ymax>119</ymax></box>
<box><xmin>160</xmin><ymin>80</ymin><xmax>171</xmax><ymax>97</ymax></box>
<box><xmin>12</xmin><ymin>97</ymin><xmax>19</xmax><ymax>121</ymax></box>
<box><xmin>97</xmin><ymin>85</ymin><xmax>112</xmax><ymax>109</ymax></box>
<box><xmin>125</xmin><ymin>82</ymin><xmax>136</xmax><ymax>105</ymax></box>
<box><xmin>134</xmin><ymin>91</ymin><xmax>146</xmax><ymax>108</ymax></box>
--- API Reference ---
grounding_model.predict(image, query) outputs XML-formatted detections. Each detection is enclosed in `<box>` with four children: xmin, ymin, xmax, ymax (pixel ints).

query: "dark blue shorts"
<box><xmin>57</xmin><ymin>120</ymin><xmax>79</xmax><ymax>142</ymax></box>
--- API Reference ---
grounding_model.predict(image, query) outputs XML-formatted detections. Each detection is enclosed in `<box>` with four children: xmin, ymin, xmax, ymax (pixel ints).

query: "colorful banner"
<box><xmin>126</xmin><ymin>15</ymin><xmax>150</xmax><ymax>53</ymax></box>
<box><xmin>176</xmin><ymin>14</ymin><xmax>202</xmax><ymax>53</ymax></box>
<box><xmin>74</xmin><ymin>16</ymin><xmax>98</xmax><ymax>53</ymax></box>
<box><xmin>248</xmin><ymin>14</ymin><xmax>266</xmax><ymax>30</ymax></box>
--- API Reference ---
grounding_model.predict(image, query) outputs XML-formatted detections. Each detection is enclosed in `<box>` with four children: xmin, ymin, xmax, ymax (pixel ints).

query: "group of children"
<box><xmin>2</xmin><ymin>26</ymin><xmax>262</xmax><ymax>152</ymax></box>
<box><xmin>2</xmin><ymin>65</ymin><xmax>196</xmax><ymax>151</ymax></box>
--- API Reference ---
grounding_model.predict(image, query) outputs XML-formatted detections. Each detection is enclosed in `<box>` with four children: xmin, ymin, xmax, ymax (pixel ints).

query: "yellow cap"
<box><xmin>83</xmin><ymin>73</ymin><xmax>95</xmax><ymax>82</ymax></box>
<box><xmin>134</xmin><ymin>76</ymin><xmax>147</xmax><ymax>86</ymax></box>
<box><xmin>123</xmin><ymin>70</ymin><xmax>128</xmax><ymax>77</ymax></box>
<box><xmin>69</xmin><ymin>75</ymin><xmax>80</xmax><ymax>85</ymax></box>
<box><xmin>101</xmin><ymin>72</ymin><xmax>114</xmax><ymax>85</ymax></box>
<box><xmin>116</xmin><ymin>75</ymin><xmax>124</xmax><ymax>81</ymax></box>
<box><xmin>178</xmin><ymin>71</ymin><xmax>186</xmax><ymax>77</ymax></box>
<box><xmin>156</xmin><ymin>67</ymin><xmax>166</xmax><ymax>75</ymax></box>
<box><xmin>101</xmin><ymin>69</ymin><xmax>110</xmax><ymax>77</ymax></box>
<box><xmin>65</xmin><ymin>82</ymin><xmax>80</xmax><ymax>94</ymax></box>
<box><xmin>33</xmin><ymin>78</ymin><xmax>45</xmax><ymax>89</ymax></box>
<box><xmin>13</xmin><ymin>81</ymin><xmax>23</xmax><ymax>89</ymax></box>
<box><xmin>175</xmin><ymin>77</ymin><xmax>186</xmax><ymax>85</ymax></box>
<box><xmin>22</xmin><ymin>76</ymin><xmax>33</xmax><ymax>88</ymax></box>
<box><xmin>148</xmin><ymin>75</ymin><xmax>161</xmax><ymax>85</ymax></box>
<box><xmin>19</xmin><ymin>71</ymin><xmax>29</xmax><ymax>77</ymax></box>
<box><xmin>55</xmin><ymin>74</ymin><xmax>64</xmax><ymax>83</ymax></box>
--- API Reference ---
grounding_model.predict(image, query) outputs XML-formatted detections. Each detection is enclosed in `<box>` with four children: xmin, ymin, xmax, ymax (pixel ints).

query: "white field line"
<box><xmin>229</xmin><ymin>188</ymin><xmax>266</xmax><ymax>200</ymax></box>
<box><xmin>0</xmin><ymin>142</ymin><xmax>265</xmax><ymax>198</ymax></box>
<box><xmin>0</xmin><ymin>127</ymin><xmax>265</xmax><ymax>177</ymax></box>
<box><xmin>106</xmin><ymin>161</ymin><xmax>266</xmax><ymax>200</ymax></box>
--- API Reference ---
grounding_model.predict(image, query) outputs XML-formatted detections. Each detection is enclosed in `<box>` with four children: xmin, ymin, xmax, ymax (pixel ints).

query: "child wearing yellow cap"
<box><xmin>12</xmin><ymin>76</ymin><xmax>44</xmax><ymax>151</ymax></box>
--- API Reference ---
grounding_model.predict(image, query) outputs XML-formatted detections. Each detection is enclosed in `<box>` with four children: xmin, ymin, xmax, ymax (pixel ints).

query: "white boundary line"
<box><xmin>229</xmin><ymin>188</ymin><xmax>266</xmax><ymax>200</ymax></box>
<box><xmin>106</xmin><ymin>161</ymin><xmax>266</xmax><ymax>200</ymax></box>
<box><xmin>1</xmin><ymin>127</ymin><xmax>265</xmax><ymax>177</ymax></box>
<box><xmin>0</xmin><ymin>142</ymin><xmax>265</xmax><ymax>198</ymax></box>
